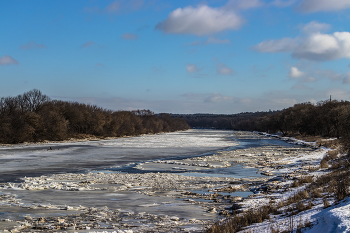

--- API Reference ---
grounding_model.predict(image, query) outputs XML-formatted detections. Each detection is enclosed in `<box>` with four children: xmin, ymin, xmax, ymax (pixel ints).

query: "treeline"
<box><xmin>0</xmin><ymin>89</ymin><xmax>190</xmax><ymax>144</ymax></box>
<box><xmin>234</xmin><ymin>100</ymin><xmax>350</xmax><ymax>138</ymax></box>
<box><xmin>182</xmin><ymin>100</ymin><xmax>350</xmax><ymax>149</ymax></box>
<box><xmin>181</xmin><ymin>111</ymin><xmax>278</xmax><ymax>130</ymax></box>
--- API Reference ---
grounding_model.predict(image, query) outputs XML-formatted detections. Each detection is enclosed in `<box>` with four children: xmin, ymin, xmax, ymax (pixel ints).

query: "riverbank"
<box><xmin>0</xmin><ymin>130</ymin><xmax>335</xmax><ymax>232</ymax></box>
<box><xmin>206</xmin><ymin>132</ymin><xmax>349</xmax><ymax>233</ymax></box>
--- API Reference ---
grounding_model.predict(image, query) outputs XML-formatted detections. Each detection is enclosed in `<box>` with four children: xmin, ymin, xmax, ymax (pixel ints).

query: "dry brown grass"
<box><xmin>323</xmin><ymin>198</ymin><xmax>330</xmax><ymax>208</ymax></box>
<box><xmin>286</xmin><ymin>190</ymin><xmax>309</xmax><ymax>205</ymax></box>
<box><xmin>319</xmin><ymin>139</ymin><xmax>340</xmax><ymax>149</ymax></box>
<box><xmin>206</xmin><ymin>154</ymin><xmax>350</xmax><ymax>233</ymax></box>
<box><xmin>310</xmin><ymin>188</ymin><xmax>322</xmax><ymax>198</ymax></box>
<box><xmin>292</xmin><ymin>135</ymin><xmax>340</xmax><ymax>148</ymax></box>
<box><xmin>205</xmin><ymin>204</ymin><xmax>278</xmax><ymax>233</ymax></box>
<box><xmin>294</xmin><ymin>135</ymin><xmax>323</xmax><ymax>142</ymax></box>
<box><xmin>327</xmin><ymin>150</ymin><xmax>339</xmax><ymax>159</ymax></box>
<box><xmin>320</xmin><ymin>150</ymin><xmax>340</xmax><ymax>168</ymax></box>
<box><xmin>291</xmin><ymin>176</ymin><xmax>313</xmax><ymax>187</ymax></box>
<box><xmin>320</xmin><ymin>157</ymin><xmax>329</xmax><ymax>168</ymax></box>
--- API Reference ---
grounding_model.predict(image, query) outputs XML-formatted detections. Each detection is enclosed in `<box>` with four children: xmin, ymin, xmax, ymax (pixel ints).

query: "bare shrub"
<box><xmin>299</xmin><ymin>176</ymin><xmax>313</xmax><ymax>184</ymax></box>
<box><xmin>307</xmin><ymin>166</ymin><xmax>319</xmax><ymax>172</ymax></box>
<box><xmin>327</xmin><ymin>150</ymin><xmax>339</xmax><ymax>160</ymax></box>
<box><xmin>320</xmin><ymin>156</ymin><xmax>329</xmax><ymax>168</ymax></box>
<box><xmin>310</xmin><ymin>188</ymin><xmax>322</xmax><ymax>198</ymax></box>
<box><xmin>291</xmin><ymin>176</ymin><xmax>313</xmax><ymax>188</ymax></box>
<box><xmin>325</xmin><ymin>180</ymin><xmax>337</xmax><ymax>193</ymax></box>
<box><xmin>296</xmin><ymin>202</ymin><xmax>306</xmax><ymax>212</ymax></box>
<box><xmin>323</xmin><ymin>198</ymin><xmax>330</xmax><ymax>208</ymax></box>
<box><xmin>291</xmin><ymin>180</ymin><xmax>299</xmax><ymax>187</ymax></box>
<box><xmin>286</xmin><ymin>190</ymin><xmax>309</xmax><ymax>205</ymax></box>
<box><xmin>322</xmin><ymin>139</ymin><xmax>340</xmax><ymax>149</ymax></box>
<box><xmin>205</xmin><ymin>204</ymin><xmax>278</xmax><ymax>233</ymax></box>
<box><xmin>335</xmin><ymin>179</ymin><xmax>349</xmax><ymax>202</ymax></box>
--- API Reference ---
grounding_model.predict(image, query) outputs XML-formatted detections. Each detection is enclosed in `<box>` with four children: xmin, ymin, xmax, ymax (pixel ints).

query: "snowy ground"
<box><xmin>233</xmin><ymin>134</ymin><xmax>350</xmax><ymax>233</ymax></box>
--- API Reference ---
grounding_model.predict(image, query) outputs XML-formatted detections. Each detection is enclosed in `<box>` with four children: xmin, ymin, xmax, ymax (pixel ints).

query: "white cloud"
<box><xmin>204</xmin><ymin>93</ymin><xmax>234</xmax><ymax>103</ymax></box>
<box><xmin>288</xmin><ymin>67</ymin><xmax>304</xmax><ymax>78</ymax></box>
<box><xmin>217</xmin><ymin>63</ymin><xmax>234</xmax><ymax>75</ymax></box>
<box><xmin>95</xmin><ymin>63</ymin><xmax>105</xmax><ymax>67</ymax></box>
<box><xmin>180</xmin><ymin>92</ymin><xmax>234</xmax><ymax>103</ymax></box>
<box><xmin>291</xmin><ymin>83</ymin><xmax>312</xmax><ymax>90</ymax></box>
<box><xmin>186</xmin><ymin>64</ymin><xmax>202</xmax><ymax>73</ymax></box>
<box><xmin>155</xmin><ymin>5</ymin><xmax>243</xmax><ymax>36</ymax></box>
<box><xmin>81</xmin><ymin>41</ymin><xmax>96</xmax><ymax>48</ymax></box>
<box><xmin>301</xmin><ymin>21</ymin><xmax>331</xmax><ymax>34</ymax></box>
<box><xmin>85</xmin><ymin>0</ymin><xmax>144</xmax><ymax>14</ymax></box>
<box><xmin>152</xmin><ymin>65</ymin><xmax>165</xmax><ymax>73</ymax></box>
<box><xmin>272</xmin><ymin>98</ymin><xmax>298</xmax><ymax>106</ymax></box>
<box><xmin>270</xmin><ymin>0</ymin><xmax>296</xmax><ymax>7</ymax></box>
<box><xmin>105</xmin><ymin>0</ymin><xmax>121</xmax><ymax>13</ymax></box>
<box><xmin>253</xmin><ymin>31</ymin><xmax>350</xmax><ymax>61</ymax></box>
<box><xmin>191</xmin><ymin>41</ymin><xmax>201</xmax><ymax>46</ymax></box>
<box><xmin>324</xmin><ymin>88</ymin><xmax>350</xmax><ymax>100</ymax></box>
<box><xmin>122</xmin><ymin>33</ymin><xmax>138</xmax><ymax>40</ymax></box>
<box><xmin>225</xmin><ymin>0</ymin><xmax>264</xmax><ymax>10</ymax></box>
<box><xmin>204</xmin><ymin>37</ymin><xmax>230</xmax><ymax>44</ymax></box>
<box><xmin>19</xmin><ymin>41</ymin><xmax>47</xmax><ymax>50</ymax></box>
<box><xmin>184</xmin><ymin>37</ymin><xmax>230</xmax><ymax>47</ymax></box>
<box><xmin>316</xmin><ymin>69</ymin><xmax>343</xmax><ymax>81</ymax></box>
<box><xmin>59</xmin><ymin>87</ymin><xmax>346</xmax><ymax>114</ymax></box>
<box><xmin>252</xmin><ymin>37</ymin><xmax>299</xmax><ymax>53</ymax></box>
<box><xmin>343</xmin><ymin>72</ymin><xmax>350</xmax><ymax>84</ymax></box>
<box><xmin>293</xmin><ymin>32</ymin><xmax>350</xmax><ymax>61</ymax></box>
<box><xmin>298</xmin><ymin>0</ymin><xmax>350</xmax><ymax>12</ymax></box>
<box><xmin>0</xmin><ymin>55</ymin><xmax>18</xmax><ymax>65</ymax></box>
<box><xmin>303</xmin><ymin>76</ymin><xmax>317</xmax><ymax>82</ymax></box>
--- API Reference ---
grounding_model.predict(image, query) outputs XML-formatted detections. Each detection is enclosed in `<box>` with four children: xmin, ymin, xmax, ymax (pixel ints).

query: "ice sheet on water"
<box><xmin>100</xmin><ymin>130</ymin><xmax>238</xmax><ymax>148</ymax></box>
<box><xmin>0</xmin><ymin>129</ymin><xmax>238</xmax><ymax>182</ymax></box>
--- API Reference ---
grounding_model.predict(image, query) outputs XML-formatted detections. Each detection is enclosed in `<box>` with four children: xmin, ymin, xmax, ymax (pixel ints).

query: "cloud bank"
<box><xmin>298</xmin><ymin>0</ymin><xmax>350</xmax><ymax>12</ymax></box>
<box><xmin>343</xmin><ymin>72</ymin><xmax>350</xmax><ymax>84</ymax></box>
<box><xmin>155</xmin><ymin>5</ymin><xmax>243</xmax><ymax>36</ymax></box>
<box><xmin>122</xmin><ymin>33</ymin><xmax>138</xmax><ymax>40</ymax></box>
<box><xmin>252</xmin><ymin>30</ymin><xmax>350</xmax><ymax>61</ymax></box>
<box><xmin>0</xmin><ymin>55</ymin><xmax>18</xmax><ymax>65</ymax></box>
<box><xmin>81</xmin><ymin>41</ymin><xmax>96</xmax><ymax>48</ymax></box>
<box><xmin>19</xmin><ymin>41</ymin><xmax>47</xmax><ymax>50</ymax></box>
<box><xmin>85</xmin><ymin>0</ymin><xmax>144</xmax><ymax>14</ymax></box>
<box><xmin>225</xmin><ymin>0</ymin><xmax>264</xmax><ymax>10</ymax></box>
<box><xmin>186</xmin><ymin>64</ymin><xmax>201</xmax><ymax>73</ymax></box>
<box><xmin>288</xmin><ymin>67</ymin><xmax>304</xmax><ymax>78</ymax></box>
<box><xmin>217</xmin><ymin>63</ymin><xmax>234</xmax><ymax>75</ymax></box>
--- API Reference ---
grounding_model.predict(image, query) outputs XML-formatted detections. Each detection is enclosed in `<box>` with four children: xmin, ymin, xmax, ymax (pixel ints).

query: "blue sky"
<box><xmin>1</xmin><ymin>0</ymin><xmax>350</xmax><ymax>113</ymax></box>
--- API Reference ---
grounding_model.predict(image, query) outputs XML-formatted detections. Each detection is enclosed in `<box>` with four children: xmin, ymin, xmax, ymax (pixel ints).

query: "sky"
<box><xmin>1</xmin><ymin>0</ymin><xmax>350</xmax><ymax>114</ymax></box>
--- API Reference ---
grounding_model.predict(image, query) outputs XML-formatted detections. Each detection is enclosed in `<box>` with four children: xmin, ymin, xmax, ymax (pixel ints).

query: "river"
<box><xmin>0</xmin><ymin>129</ymin><xmax>305</xmax><ymax>232</ymax></box>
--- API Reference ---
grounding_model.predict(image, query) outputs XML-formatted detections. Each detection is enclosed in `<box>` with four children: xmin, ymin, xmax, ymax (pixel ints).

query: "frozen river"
<box><xmin>0</xmin><ymin>129</ymin><xmax>239</xmax><ymax>183</ymax></box>
<box><xmin>0</xmin><ymin>129</ymin><xmax>305</xmax><ymax>232</ymax></box>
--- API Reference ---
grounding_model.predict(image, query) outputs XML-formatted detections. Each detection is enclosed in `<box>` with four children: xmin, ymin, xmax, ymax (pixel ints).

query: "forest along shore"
<box><xmin>0</xmin><ymin>130</ymin><xmax>328</xmax><ymax>232</ymax></box>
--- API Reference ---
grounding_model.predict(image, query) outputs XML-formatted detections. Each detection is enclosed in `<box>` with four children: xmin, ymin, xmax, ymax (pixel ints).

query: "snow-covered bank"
<box><xmin>217</xmin><ymin>132</ymin><xmax>349</xmax><ymax>233</ymax></box>
<box><xmin>305</xmin><ymin>196</ymin><xmax>350</xmax><ymax>233</ymax></box>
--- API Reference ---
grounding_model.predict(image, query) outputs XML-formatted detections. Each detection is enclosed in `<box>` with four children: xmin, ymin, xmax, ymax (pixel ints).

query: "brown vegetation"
<box><xmin>181</xmin><ymin>100</ymin><xmax>350</xmax><ymax>153</ymax></box>
<box><xmin>206</xmin><ymin>145</ymin><xmax>350</xmax><ymax>232</ymax></box>
<box><xmin>0</xmin><ymin>90</ymin><xmax>190</xmax><ymax>144</ymax></box>
<box><xmin>206</xmin><ymin>204</ymin><xmax>278</xmax><ymax>233</ymax></box>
